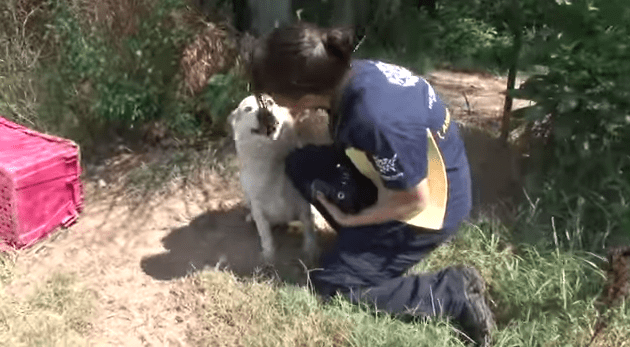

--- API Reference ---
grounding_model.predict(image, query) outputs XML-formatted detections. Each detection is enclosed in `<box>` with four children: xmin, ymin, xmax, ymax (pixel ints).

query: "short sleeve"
<box><xmin>370</xmin><ymin>127</ymin><xmax>428</xmax><ymax>190</ymax></box>
<box><xmin>335</xmin><ymin>60</ymin><xmax>444</xmax><ymax>191</ymax></box>
<box><xmin>341</xmin><ymin>94</ymin><xmax>429</xmax><ymax>191</ymax></box>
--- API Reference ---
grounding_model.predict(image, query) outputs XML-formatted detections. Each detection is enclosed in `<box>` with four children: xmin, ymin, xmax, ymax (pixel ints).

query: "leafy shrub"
<box><xmin>343</xmin><ymin>0</ymin><xmax>514</xmax><ymax>73</ymax></box>
<box><xmin>202</xmin><ymin>71</ymin><xmax>250</xmax><ymax>131</ymax></box>
<box><xmin>36</xmin><ymin>0</ymin><xmax>247</xmax><ymax>152</ymax></box>
<box><xmin>94</xmin><ymin>0</ymin><xmax>190</xmax><ymax>125</ymax></box>
<box><xmin>436</xmin><ymin>17</ymin><xmax>513</xmax><ymax>70</ymax></box>
<box><xmin>511</xmin><ymin>0</ymin><xmax>630</xmax><ymax>250</ymax></box>
<box><xmin>41</xmin><ymin>0</ymin><xmax>190</xmax><ymax>123</ymax></box>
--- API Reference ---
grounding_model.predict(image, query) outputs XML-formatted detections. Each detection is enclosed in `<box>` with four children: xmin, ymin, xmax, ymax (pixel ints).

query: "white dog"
<box><xmin>228</xmin><ymin>94</ymin><xmax>319</xmax><ymax>265</ymax></box>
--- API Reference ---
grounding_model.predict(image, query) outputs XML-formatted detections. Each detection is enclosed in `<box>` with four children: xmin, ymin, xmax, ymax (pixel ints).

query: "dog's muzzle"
<box><xmin>250</xmin><ymin>107</ymin><xmax>279</xmax><ymax>137</ymax></box>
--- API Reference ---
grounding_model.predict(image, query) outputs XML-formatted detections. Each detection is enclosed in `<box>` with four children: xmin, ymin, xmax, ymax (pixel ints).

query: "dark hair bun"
<box><xmin>323</xmin><ymin>27</ymin><xmax>354</xmax><ymax>63</ymax></box>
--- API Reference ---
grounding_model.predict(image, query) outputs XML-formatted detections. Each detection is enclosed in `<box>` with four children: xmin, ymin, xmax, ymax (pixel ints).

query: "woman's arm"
<box><xmin>316</xmin><ymin>177</ymin><xmax>429</xmax><ymax>227</ymax></box>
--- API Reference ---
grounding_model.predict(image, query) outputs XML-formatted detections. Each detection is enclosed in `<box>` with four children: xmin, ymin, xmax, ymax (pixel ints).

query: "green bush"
<box><xmin>39</xmin><ymin>0</ymin><xmax>192</xmax><ymax>132</ymax></box>
<box><xmin>202</xmin><ymin>70</ymin><xmax>251</xmax><ymax>131</ymax></box>
<box><xmin>34</xmin><ymin>0</ymin><xmax>252</xmax><ymax>152</ymax></box>
<box><xmin>345</xmin><ymin>0</ymin><xmax>515</xmax><ymax>73</ymax></box>
<box><xmin>436</xmin><ymin>17</ymin><xmax>513</xmax><ymax>70</ymax></box>
<box><xmin>511</xmin><ymin>0</ymin><xmax>630</xmax><ymax>250</ymax></box>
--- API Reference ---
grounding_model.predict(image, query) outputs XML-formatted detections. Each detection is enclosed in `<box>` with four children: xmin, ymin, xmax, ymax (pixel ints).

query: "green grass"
<box><xmin>415</xmin><ymin>219</ymin><xmax>610</xmax><ymax>346</ymax></box>
<box><xmin>189</xmin><ymin>268</ymin><xmax>464</xmax><ymax>347</ymax></box>
<box><xmin>190</xmin><ymin>212</ymin><xmax>627</xmax><ymax>347</ymax></box>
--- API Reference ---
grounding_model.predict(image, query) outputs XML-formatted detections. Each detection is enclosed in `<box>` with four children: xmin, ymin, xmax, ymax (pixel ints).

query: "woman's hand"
<box><xmin>315</xmin><ymin>178</ymin><xmax>428</xmax><ymax>227</ymax></box>
<box><xmin>315</xmin><ymin>192</ymin><xmax>356</xmax><ymax>227</ymax></box>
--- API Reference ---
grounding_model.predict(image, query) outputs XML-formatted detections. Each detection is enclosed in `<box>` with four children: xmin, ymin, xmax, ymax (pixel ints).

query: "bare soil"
<box><xmin>426</xmin><ymin>70</ymin><xmax>531</xmax><ymax>132</ymax></box>
<box><xmin>5</xmin><ymin>70</ymin><xmax>530</xmax><ymax>346</ymax></box>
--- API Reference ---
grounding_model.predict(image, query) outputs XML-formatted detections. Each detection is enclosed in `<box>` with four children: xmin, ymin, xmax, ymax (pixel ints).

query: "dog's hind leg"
<box><xmin>250</xmin><ymin>204</ymin><xmax>275</xmax><ymax>264</ymax></box>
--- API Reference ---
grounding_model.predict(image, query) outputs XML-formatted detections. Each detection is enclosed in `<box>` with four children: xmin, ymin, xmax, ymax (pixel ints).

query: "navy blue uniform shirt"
<box><xmin>333</xmin><ymin>60</ymin><xmax>472</xmax><ymax>230</ymax></box>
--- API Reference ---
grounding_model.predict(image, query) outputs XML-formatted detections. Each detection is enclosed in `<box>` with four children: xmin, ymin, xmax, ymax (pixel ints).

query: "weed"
<box><xmin>0</xmin><ymin>253</ymin><xmax>15</xmax><ymax>285</ymax></box>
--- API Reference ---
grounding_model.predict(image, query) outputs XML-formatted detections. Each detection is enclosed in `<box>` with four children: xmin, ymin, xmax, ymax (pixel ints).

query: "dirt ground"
<box><xmin>426</xmin><ymin>70</ymin><xmax>530</xmax><ymax>132</ymax></box>
<box><xmin>5</xmin><ymin>70</ymin><xmax>531</xmax><ymax>346</ymax></box>
<box><xmin>429</xmin><ymin>70</ymin><xmax>532</xmax><ymax>221</ymax></box>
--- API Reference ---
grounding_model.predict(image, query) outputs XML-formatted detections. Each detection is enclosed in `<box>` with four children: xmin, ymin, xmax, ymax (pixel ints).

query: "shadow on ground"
<box><xmin>460</xmin><ymin>125</ymin><xmax>526</xmax><ymax>224</ymax></box>
<box><xmin>139</xmin><ymin>122</ymin><xmax>530</xmax><ymax>284</ymax></box>
<box><xmin>141</xmin><ymin>206</ymin><xmax>337</xmax><ymax>285</ymax></box>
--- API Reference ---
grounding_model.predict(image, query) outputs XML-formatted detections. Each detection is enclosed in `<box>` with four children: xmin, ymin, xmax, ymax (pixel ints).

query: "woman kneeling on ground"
<box><xmin>249</xmin><ymin>21</ymin><xmax>496</xmax><ymax>346</ymax></box>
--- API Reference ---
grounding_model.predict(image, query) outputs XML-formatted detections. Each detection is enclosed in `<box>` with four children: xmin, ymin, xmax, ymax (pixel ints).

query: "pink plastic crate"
<box><xmin>0</xmin><ymin>116</ymin><xmax>83</xmax><ymax>249</ymax></box>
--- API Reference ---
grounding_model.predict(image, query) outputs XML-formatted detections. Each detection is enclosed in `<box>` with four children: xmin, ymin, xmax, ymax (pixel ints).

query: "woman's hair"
<box><xmin>250</xmin><ymin>21</ymin><xmax>355</xmax><ymax>100</ymax></box>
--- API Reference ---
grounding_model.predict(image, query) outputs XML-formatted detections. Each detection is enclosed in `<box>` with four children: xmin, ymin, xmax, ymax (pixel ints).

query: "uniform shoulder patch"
<box><xmin>373</xmin><ymin>61</ymin><xmax>420</xmax><ymax>87</ymax></box>
<box><xmin>372</xmin><ymin>153</ymin><xmax>404</xmax><ymax>181</ymax></box>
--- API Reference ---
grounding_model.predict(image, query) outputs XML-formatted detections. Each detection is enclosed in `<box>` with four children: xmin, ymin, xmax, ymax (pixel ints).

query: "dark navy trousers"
<box><xmin>286</xmin><ymin>145</ymin><xmax>470</xmax><ymax>321</ymax></box>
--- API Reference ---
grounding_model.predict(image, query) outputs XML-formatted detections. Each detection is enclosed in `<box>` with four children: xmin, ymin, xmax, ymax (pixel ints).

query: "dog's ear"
<box><xmin>227</xmin><ymin>110</ymin><xmax>235</xmax><ymax>126</ymax></box>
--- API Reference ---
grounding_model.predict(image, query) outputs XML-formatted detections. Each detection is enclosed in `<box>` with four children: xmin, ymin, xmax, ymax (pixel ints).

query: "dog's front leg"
<box><xmin>299</xmin><ymin>204</ymin><xmax>319</xmax><ymax>267</ymax></box>
<box><xmin>244</xmin><ymin>199</ymin><xmax>253</xmax><ymax>223</ymax></box>
<box><xmin>250</xmin><ymin>204</ymin><xmax>275</xmax><ymax>264</ymax></box>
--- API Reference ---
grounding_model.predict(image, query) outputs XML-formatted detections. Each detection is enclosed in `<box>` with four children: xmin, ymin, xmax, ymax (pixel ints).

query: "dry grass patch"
<box><xmin>187</xmin><ymin>269</ymin><xmax>465</xmax><ymax>347</ymax></box>
<box><xmin>188</xmin><ymin>269</ymin><xmax>353</xmax><ymax>347</ymax></box>
<box><xmin>85</xmin><ymin>138</ymin><xmax>242</xmax><ymax>210</ymax></box>
<box><xmin>181</xmin><ymin>22</ymin><xmax>238</xmax><ymax>95</ymax></box>
<box><xmin>0</xmin><ymin>259</ymin><xmax>95</xmax><ymax>347</ymax></box>
<box><xmin>0</xmin><ymin>0</ymin><xmax>45</xmax><ymax>127</ymax></box>
<box><xmin>74</xmin><ymin>0</ymin><xmax>149</xmax><ymax>38</ymax></box>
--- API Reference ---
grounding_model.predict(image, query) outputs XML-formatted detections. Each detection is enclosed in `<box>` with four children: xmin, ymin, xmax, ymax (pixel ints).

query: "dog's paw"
<box><xmin>261</xmin><ymin>247</ymin><xmax>276</xmax><ymax>265</ymax></box>
<box><xmin>301</xmin><ymin>231</ymin><xmax>320</xmax><ymax>267</ymax></box>
<box><xmin>254</xmin><ymin>263</ymin><xmax>280</xmax><ymax>282</ymax></box>
<box><xmin>287</xmin><ymin>220</ymin><xmax>304</xmax><ymax>234</ymax></box>
<box><xmin>302</xmin><ymin>244</ymin><xmax>320</xmax><ymax>268</ymax></box>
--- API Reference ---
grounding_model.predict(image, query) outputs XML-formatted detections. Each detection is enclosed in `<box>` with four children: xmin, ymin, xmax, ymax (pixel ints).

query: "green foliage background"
<box><xmin>510</xmin><ymin>0</ymin><xmax>630</xmax><ymax>249</ymax></box>
<box><xmin>1</xmin><ymin>1</ymin><xmax>629</xmax><ymax>344</ymax></box>
<box><xmin>1</xmin><ymin>0</ymin><xmax>628</xmax><ymax>250</ymax></box>
<box><xmin>39</xmin><ymin>0</ymin><xmax>196</xmax><ymax>148</ymax></box>
<box><xmin>1</xmin><ymin>0</ymin><xmax>251</xmax><ymax>156</ymax></box>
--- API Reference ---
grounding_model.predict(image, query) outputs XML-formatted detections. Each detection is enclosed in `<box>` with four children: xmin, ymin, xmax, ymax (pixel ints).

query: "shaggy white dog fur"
<box><xmin>228</xmin><ymin>94</ymin><xmax>322</xmax><ymax>265</ymax></box>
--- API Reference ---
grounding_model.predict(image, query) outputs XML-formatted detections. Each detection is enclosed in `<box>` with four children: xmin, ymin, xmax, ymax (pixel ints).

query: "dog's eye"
<box><xmin>244</xmin><ymin>106</ymin><xmax>253</xmax><ymax>113</ymax></box>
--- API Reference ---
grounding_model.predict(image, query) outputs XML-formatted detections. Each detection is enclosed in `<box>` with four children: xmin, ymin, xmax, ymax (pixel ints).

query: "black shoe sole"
<box><xmin>458</xmin><ymin>266</ymin><xmax>496</xmax><ymax>346</ymax></box>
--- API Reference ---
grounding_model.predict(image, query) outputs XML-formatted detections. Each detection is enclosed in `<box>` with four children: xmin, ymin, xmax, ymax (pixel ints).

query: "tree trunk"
<box><xmin>250</xmin><ymin>0</ymin><xmax>292</xmax><ymax>36</ymax></box>
<box><xmin>233</xmin><ymin>0</ymin><xmax>292</xmax><ymax>37</ymax></box>
<box><xmin>500</xmin><ymin>0</ymin><xmax>523</xmax><ymax>145</ymax></box>
<box><xmin>500</xmin><ymin>62</ymin><xmax>518</xmax><ymax>144</ymax></box>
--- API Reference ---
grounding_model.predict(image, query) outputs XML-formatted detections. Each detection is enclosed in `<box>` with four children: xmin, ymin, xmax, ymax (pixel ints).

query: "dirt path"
<box><xmin>5</xmin><ymin>70</ymin><xmax>530</xmax><ymax>346</ymax></box>
<box><xmin>426</xmin><ymin>70</ymin><xmax>531</xmax><ymax>131</ymax></box>
<box><xmin>8</xmin><ymin>180</ymin><xmax>218</xmax><ymax>346</ymax></box>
